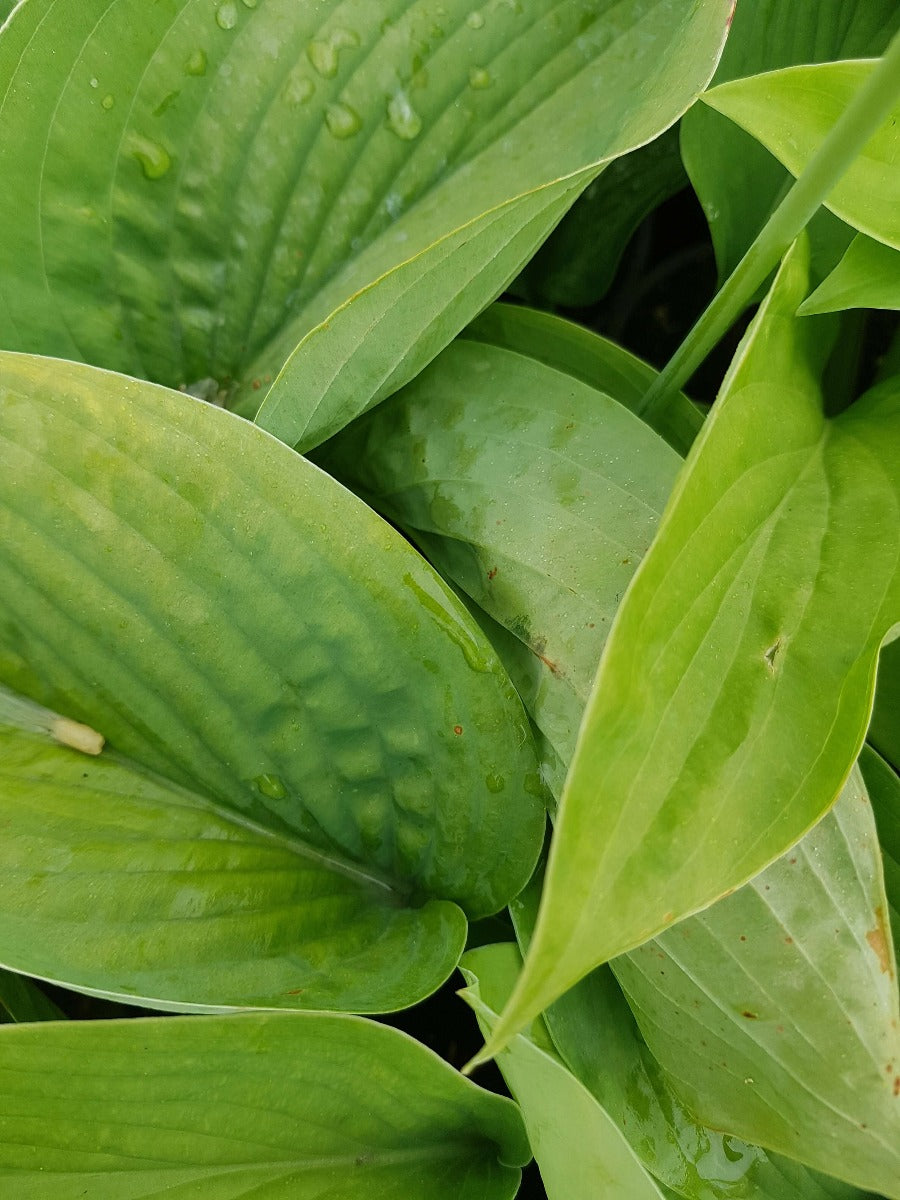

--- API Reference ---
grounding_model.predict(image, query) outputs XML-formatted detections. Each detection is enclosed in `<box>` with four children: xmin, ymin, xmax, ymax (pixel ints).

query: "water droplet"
<box><xmin>153</xmin><ymin>90</ymin><xmax>181</xmax><ymax>118</ymax></box>
<box><xmin>89</xmin><ymin>77</ymin><xmax>99</xmax><ymax>89</ymax></box>
<box><xmin>131</xmin><ymin>135</ymin><xmax>172</xmax><ymax>180</ymax></box>
<box><xmin>325</xmin><ymin>101</ymin><xmax>362</xmax><ymax>139</ymax></box>
<box><xmin>101</xmin><ymin>93</ymin><xmax>115</xmax><ymax>110</ymax></box>
<box><xmin>387</xmin><ymin>91</ymin><xmax>422</xmax><ymax>140</ymax></box>
<box><xmin>215</xmin><ymin>1</ymin><xmax>238</xmax><ymax>30</ymax></box>
<box><xmin>254</xmin><ymin>773</ymin><xmax>287</xmax><ymax>800</ymax></box>
<box><xmin>241</xmin><ymin>0</ymin><xmax>258</xmax><ymax>6</ymax></box>
<box><xmin>284</xmin><ymin>71</ymin><xmax>315</xmax><ymax>105</ymax></box>
<box><xmin>186</xmin><ymin>49</ymin><xmax>208</xmax><ymax>76</ymax></box>
<box><xmin>466</xmin><ymin>11</ymin><xmax>485</xmax><ymax>29</ymax></box>
<box><xmin>307</xmin><ymin>28</ymin><xmax>359</xmax><ymax>78</ymax></box>
<box><xmin>468</xmin><ymin>66</ymin><xmax>492</xmax><ymax>89</ymax></box>
<box><xmin>486</xmin><ymin>773</ymin><xmax>505</xmax><ymax>793</ymax></box>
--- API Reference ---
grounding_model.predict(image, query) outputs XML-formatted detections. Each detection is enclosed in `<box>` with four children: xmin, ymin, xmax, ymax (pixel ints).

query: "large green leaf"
<box><xmin>869</xmin><ymin>636</ymin><xmax>900</xmax><ymax>770</ymax></box>
<box><xmin>0</xmin><ymin>721</ymin><xmax>463</xmax><ymax>1013</ymax></box>
<box><xmin>799</xmin><ymin>234</ymin><xmax>900</xmax><ymax>315</ymax></box>
<box><xmin>510</xmin><ymin>877</ymin><xmax>872</xmax><ymax>1200</ymax></box>
<box><xmin>612</xmin><ymin>767</ymin><xmax>900</xmax><ymax>1196</ymax></box>
<box><xmin>0</xmin><ymin>971</ymin><xmax>62</xmax><ymax>1024</ymax></box>
<box><xmin>0</xmin><ymin>352</ymin><xmax>545</xmax><ymax>1010</ymax></box>
<box><xmin>460</xmin><ymin>942</ymin><xmax>666</xmax><ymax>1200</ymax></box>
<box><xmin>480</xmin><ymin>236</ymin><xmax>900</xmax><ymax>1055</ymax></box>
<box><xmin>703</xmin><ymin>60</ymin><xmax>900</xmax><ymax>250</ymax></box>
<box><xmin>862</xmin><ymin>744</ymin><xmax>900</xmax><ymax>959</ymax></box>
<box><xmin>0</xmin><ymin>0</ymin><xmax>730</xmax><ymax>447</ymax></box>
<box><xmin>0</xmin><ymin>1011</ymin><xmax>530</xmax><ymax>1197</ymax></box>
<box><xmin>680</xmin><ymin>0</ymin><xmax>899</xmax><ymax>283</ymax></box>
<box><xmin>316</xmin><ymin>306</ymin><xmax>686</xmax><ymax>782</ymax></box>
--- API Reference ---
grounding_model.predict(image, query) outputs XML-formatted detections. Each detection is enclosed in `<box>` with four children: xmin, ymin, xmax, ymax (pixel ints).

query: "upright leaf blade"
<box><xmin>510</xmin><ymin>877</ymin><xmax>873</xmax><ymax>1200</ymax></box>
<box><xmin>680</xmin><ymin>0</ymin><xmax>899</xmax><ymax>283</ymax></box>
<box><xmin>799</xmin><ymin>234</ymin><xmax>900</xmax><ymax>315</ymax></box>
<box><xmin>482</xmin><ymin>236</ymin><xmax>900</xmax><ymax>1055</ymax></box>
<box><xmin>0</xmin><ymin>1012</ymin><xmax>531</xmax><ymax>1198</ymax></box>
<box><xmin>460</xmin><ymin>942</ymin><xmax>666</xmax><ymax>1200</ymax></box>
<box><xmin>703</xmin><ymin>61</ymin><xmax>900</xmax><ymax>249</ymax></box>
<box><xmin>0</xmin><ymin>970</ymin><xmax>62</xmax><ymax>1024</ymax></box>
<box><xmin>612</xmin><ymin>768</ymin><xmax>900</xmax><ymax>1197</ymax></box>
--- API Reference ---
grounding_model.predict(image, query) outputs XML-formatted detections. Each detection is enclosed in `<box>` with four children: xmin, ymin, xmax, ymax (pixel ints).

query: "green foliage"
<box><xmin>0</xmin><ymin>3</ymin><xmax>897</xmax><ymax>1197</ymax></box>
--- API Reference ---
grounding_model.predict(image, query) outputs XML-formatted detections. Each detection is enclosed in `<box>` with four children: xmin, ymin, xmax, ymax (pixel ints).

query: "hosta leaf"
<box><xmin>0</xmin><ymin>723</ymin><xmax>464</xmax><ymax>1013</ymax></box>
<box><xmin>0</xmin><ymin>0</ymin><xmax>730</xmax><ymax>445</ymax></box>
<box><xmin>316</xmin><ymin>306</ymin><xmax>686</xmax><ymax>780</ymax></box>
<box><xmin>460</xmin><ymin>942</ymin><xmax>666</xmax><ymax>1200</ymax></box>
<box><xmin>680</xmin><ymin>0</ymin><xmax>899</xmax><ymax>284</ymax></box>
<box><xmin>799</xmin><ymin>234</ymin><xmax>900</xmax><ymax>315</ymax></box>
<box><xmin>862</xmin><ymin>744</ymin><xmax>900</xmax><ymax>958</ymax></box>
<box><xmin>612</xmin><ymin>767</ymin><xmax>900</xmax><ymax>1196</ymax></box>
<box><xmin>703</xmin><ymin>60</ymin><xmax>900</xmax><ymax>250</ymax></box>
<box><xmin>480</xmin><ymin>236</ymin><xmax>900</xmax><ymax>1056</ymax></box>
<box><xmin>0</xmin><ymin>1011</ymin><xmax>530</xmax><ymax>1198</ymax></box>
<box><xmin>510</xmin><ymin>878</ymin><xmax>872</xmax><ymax>1200</ymax></box>
<box><xmin>0</xmin><ymin>352</ymin><xmax>545</xmax><ymax>1010</ymax></box>
<box><xmin>0</xmin><ymin>971</ymin><xmax>62</xmax><ymax>1024</ymax></box>
<box><xmin>869</xmin><ymin>636</ymin><xmax>900</xmax><ymax>770</ymax></box>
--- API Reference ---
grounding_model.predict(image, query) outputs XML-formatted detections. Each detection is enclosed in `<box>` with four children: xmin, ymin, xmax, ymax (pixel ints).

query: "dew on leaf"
<box><xmin>254</xmin><ymin>773</ymin><xmax>287</xmax><ymax>801</ymax></box>
<box><xmin>101</xmin><ymin>94</ymin><xmax>115</xmax><ymax>110</ymax></box>
<box><xmin>89</xmin><ymin>77</ymin><xmax>99</xmax><ymax>89</ymax></box>
<box><xmin>215</xmin><ymin>2</ymin><xmax>239</xmax><ymax>31</ymax></box>
<box><xmin>325</xmin><ymin>101</ymin><xmax>362</xmax><ymax>139</ymax></box>
<box><xmin>307</xmin><ymin>28</ymin><xmax>360</xmax><ymax>78</ymax></box>
<box><xmin>284</xmin><ymin>72</ymin><xmax>315</xmax><ymax>105</ymax></box>
<box><xmin>186</xmin><ymin>49</ymin><xmax>208</xmax><ymax>76</ymax></box>
<box><xmin>387</xmin><ymin>91</ymin><xmax>422</xmax><ymax>140</ymax></box>
<box><xmin>241</xmin><ymin>0</ymin><xmax>258</xmax><ymax>6</ymax></box>
<box><xmin>466</xmin><ymin>11</ymin><xmax>485</xmax><ymax>29</ymax></box>
<box><xmin>468</xmin><ymin>66</ymin><xmax>493</xmax><ymax>89</ymax></box>
<box><xmin>131</xmin><ymin>135</ymin><xmax>172</xmax><ymax>179</ymax></box>
<box><xmin>486</xmin><ymin>773</ymin><xmax>505</xmax><ymax>793</ymax></box>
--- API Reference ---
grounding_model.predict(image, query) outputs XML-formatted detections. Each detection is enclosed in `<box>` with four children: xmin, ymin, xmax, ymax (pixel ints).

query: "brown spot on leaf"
<box><xmin>741</xmin><ymin>1011</ymin><xmax>758</xmax><ymax>1020</ymax></box>
<box><xmin>487</xmin><ymin>567</ymin><xmax>498</xmax><ymax>581</ymax></box>
<box><xmin>894</xmin><ymin>1076</ymin><xmax>900</xmax><ymax>1097</ymax></box>
<box><xmin>866</xmin><ymin>907</ymin><xmax>893</xmax><ymax>976</ymax></box>
<box><xmin>764</xmin><ymin>638</ymin><xmax>782</xmax><ymax>672</ymax></box>
<box><xmin>537</xmin><ymin>652</ymin><xmax>563</xmax><ymax>677</ymax></box>
<box><xmin>453</xmin><ymin>725</ymin><xmax>463</xmax><ymax>736</ymax></box>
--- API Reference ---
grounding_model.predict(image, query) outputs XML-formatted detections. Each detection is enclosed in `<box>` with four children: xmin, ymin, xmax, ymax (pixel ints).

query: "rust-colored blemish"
<box><xmin>252</xmin><ymin>379</ymin><xmax>261</xmax><ymax>390</ymax></box>
<box><xmin>784</xmin><ymin>936</ymin><xmax>793</xmax><ymax>945</ymax></box>
<box><xmin>284</xmin><ymin>988</ymin><xmax>305</xmax><ymax>995</ymax></box>
<box><xmin>894</xmin><ymin>1076</ymin><xmax>900</xmax><ymax>1097</ymax></box>
<box><xmin>453</xmin><ymin>725</ymin><xmax>463</xmax><ymax>736</ymax></box>
<box><xmin>487</xmin><ymin>567</ymin><xmax>498</xmax><ymax>581</ymax></box>
<box><xmin>741</xmin><ymin>1011</ymin><xmax>758</xmax><ymax>1020</ymax></box>
<box><xmin>537</xmin><ymin>652</ymin><xmax>562</xmax><ymax>677</ymax></box>
<box><xmin>866</xmin><ymin>907</ymin><xmax>893</xmax><ymax>976</ymax></box>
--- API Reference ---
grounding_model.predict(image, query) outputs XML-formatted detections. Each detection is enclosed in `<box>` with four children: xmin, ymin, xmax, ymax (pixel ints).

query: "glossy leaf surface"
<box><xmin>799</xmin><ymin>234</ymin><xmax>900</xmax><ymax>315</ymax></box>
<box><xmin>613</xmin><ymin>768</ymin><xmax>900</xmax><ymax>1196</ymax></box>
<box><xmin>703</xmin><ymin>60</ymin><xmax>900</xmax><ymax>249</ymax></box>
<box><xmin>460</xmin><ymin>942</ymin><xmax>665</xmax><ymax>1200</ymax></box>
<box><xmin>510</xmin><ymin>878</ymin><xmax>871</xmax><ymax>1200</ymax></box>
<box><xmin>0</xmin><ymin>0</ymin><xmax>730</xmax><ymax>444</ymax></box>
<box><xmin>0</xmin><ymin>353</ymin><xmax>545</xmax><ymax>1009</ymax></box>
<box><xmin>681</xmin><ymin>0</ymin><xmax>898</xmax><ymax>282</ymax></box>
<box><xmin>484</xmin><ymin>238</ymin><xmax>900</xmax><ymax>1053</ymax></box>
<box><xmin>0</xmin><ymin>1011</ymin><xmax>530</xmax><ymax>1197</ymax></box>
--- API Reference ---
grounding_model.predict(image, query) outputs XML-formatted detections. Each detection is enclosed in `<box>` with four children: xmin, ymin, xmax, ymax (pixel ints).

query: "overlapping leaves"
<box><xmin>0</xmin><ymin>352</ymin><xmax>545</xmax><ymax>1011</ymax></box>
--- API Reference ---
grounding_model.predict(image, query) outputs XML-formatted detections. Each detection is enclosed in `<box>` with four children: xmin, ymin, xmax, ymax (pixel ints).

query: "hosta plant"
<box><xmin>0</xmin><ymin>1</ymin><xmax>898</xmax><ymax>1197</ymax></box>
